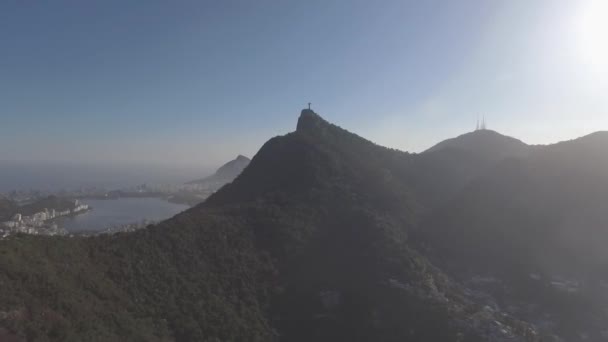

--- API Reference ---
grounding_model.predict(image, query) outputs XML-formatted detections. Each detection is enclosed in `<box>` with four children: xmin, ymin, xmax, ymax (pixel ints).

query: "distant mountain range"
<box><xmin>1</xmin><ymin>109</ymin><xmax>607</xmax><ymax>341</ymax></box>
<box><xmin>186</xmin><ymin>155</ymin><xmax>250</xmax><ymax>189</ymax></box>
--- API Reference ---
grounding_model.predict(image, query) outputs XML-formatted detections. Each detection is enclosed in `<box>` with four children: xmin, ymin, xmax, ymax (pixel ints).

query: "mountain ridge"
<box><xmin>0</xmin><ymin>109</ymin><xmax>607</xmax><ymax>341</ymax></box>
<box><xmin>425</xmin><ymin>129</ymin><xmax>529</xmax><ymax>159</ymax></box>
<box><xmin>185</xmin><ymin>154</ymin><xmax>250</xmax><ymax>187</ymax></box>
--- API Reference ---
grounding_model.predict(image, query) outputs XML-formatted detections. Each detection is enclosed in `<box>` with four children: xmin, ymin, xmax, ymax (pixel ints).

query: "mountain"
<box><xmin>0</xmin><ymin>109</ymin><xmax>606</xmax><ymax>341</ymax></box>
<box><xmin>186</xmin><ymin>155</ymin><xmax>250</xmax><ymax>188</ymax></box>
<box><xmin>403</xmin><ymin>130</ymin><xmax>532</xmax><ymax>209</ymax></box>
<box><xmin>422</xmin><ymin>130</ymin><xmax>608</xmax><ymax>272</ymax></box>
<box><xmin>425</xmin><ymin>129</ymin><xmax>529</xmax><ymax>161</ymax></box>
<box><xmin>0</xmin><ymin>110</ymin><xmax>535</xmax><ymax>341</ymax></box>
<box><xmin>420</xmin><ymin>131</ymin><xmax>608</xmax><ymax>341</ymax></box>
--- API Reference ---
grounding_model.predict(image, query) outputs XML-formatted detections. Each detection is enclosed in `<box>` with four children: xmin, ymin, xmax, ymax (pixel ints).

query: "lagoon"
<box><xmin>57</xmin><ymin>197</ymin><xmax>189</xmax><ymax>233</ymax></box>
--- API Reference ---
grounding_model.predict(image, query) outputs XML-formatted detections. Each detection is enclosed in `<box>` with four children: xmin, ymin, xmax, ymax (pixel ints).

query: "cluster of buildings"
<box><xmin>0</xmin><ymin>200</ymin><xmax>89</xmax><ymax>238</ymax></box>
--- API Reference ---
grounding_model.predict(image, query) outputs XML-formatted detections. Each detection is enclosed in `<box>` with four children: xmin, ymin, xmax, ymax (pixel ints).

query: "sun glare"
<box><xmin>578</xmin><ymin>0</ymin><xmax>608</xmax><ymax>74</ymax></box>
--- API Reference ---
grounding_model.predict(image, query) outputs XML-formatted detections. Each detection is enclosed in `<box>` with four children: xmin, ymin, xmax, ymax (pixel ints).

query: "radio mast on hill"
<box><xmin>476</xmin><ymin>115</ymin><xmax>487</xmax><ymax>131</ymax></box>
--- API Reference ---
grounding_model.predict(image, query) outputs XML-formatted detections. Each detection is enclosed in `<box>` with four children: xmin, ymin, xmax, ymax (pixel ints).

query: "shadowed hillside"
<box><xmin>0</xmin><ymin>110</ymin><xmax>540</xmax><ymax>342</ymax></box>
<box><xmin>406</xmin><ymin>130</ymin><xmax>532</xmax><ymax>208</ymax></box>
<box><xmin>420</xmin><ymin>131</ymin><xmax>608</xmax><ymax>341</ymax></box>
<box><xmin>0</xmin><ymin>196</ymin><xmax>17</xmax><ymax>221</ymax></box>
<box><xmin>425</xmin><ymin>129</ymin><xmax>529</xmax><ymax>160</ymax></box>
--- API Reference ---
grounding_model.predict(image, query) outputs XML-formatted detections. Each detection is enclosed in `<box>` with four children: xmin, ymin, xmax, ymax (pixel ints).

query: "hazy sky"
<box><xmin>1</xmin><ymin>0</ymin><xmax>607</xmax><ymax>167</ymax></box>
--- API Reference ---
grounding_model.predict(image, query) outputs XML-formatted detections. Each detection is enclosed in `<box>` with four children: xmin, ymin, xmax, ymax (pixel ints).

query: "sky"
<box><xmin>1</xmin><ymin>0</ymin><xmax>607</xmax><ymax>168</ymax></box>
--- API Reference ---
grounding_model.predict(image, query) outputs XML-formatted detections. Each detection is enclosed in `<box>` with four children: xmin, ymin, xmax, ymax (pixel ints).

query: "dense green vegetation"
<box><xmin>0</xmin><ymin>197</ymin><xmax>17</xmax><ymax>221</ymax></box>
<box><xmin>1</xmin><ymin>110</ymin><xmax>605</xmax><ymax>341</ymax></box>
<box><xmin>420</xmin><ymin>131</ymin><xmax>608</xmax><ymax>341</ymax></box>
<box><xmin>0</xmin><ymin>212</ymin><xmax>274</xmax><ymax>341</ymax></box>
<box><xmin>0</xmin><ymin>110</ymin><xmax>470</xmax><ymax>341</ymax></box>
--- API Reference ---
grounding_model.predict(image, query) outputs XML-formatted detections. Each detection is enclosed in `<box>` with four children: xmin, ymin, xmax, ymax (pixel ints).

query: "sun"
<box><xmin>578</xmin><ymin>0</ymin><xmax>608</xmax><ymax>74</ymax></box>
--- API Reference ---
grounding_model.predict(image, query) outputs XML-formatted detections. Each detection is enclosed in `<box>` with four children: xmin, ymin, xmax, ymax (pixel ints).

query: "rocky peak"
<box><xmin>296</xmin><ymin>109</ymin><xmax>330</xmax><ymax>134</ymax></box>
<box><xmin>235</xmin><ymin>155</ymin><xmax>250</xmax><ymax>162</ymax></box>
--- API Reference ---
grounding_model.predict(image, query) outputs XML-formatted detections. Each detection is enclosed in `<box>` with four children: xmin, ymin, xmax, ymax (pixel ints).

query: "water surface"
<box><xmin>57</xmin><ymin>197</ymin><xmax>189</xmax><ymax>233</ymax></box>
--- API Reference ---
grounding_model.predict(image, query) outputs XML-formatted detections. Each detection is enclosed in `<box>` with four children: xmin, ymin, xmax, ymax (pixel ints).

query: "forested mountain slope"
<box><xmin>406</xmin><ymin>129</ymin><xmax>532</xmax><ymax>208</ymax></box>
<box><xmin>421</xmin><ymin>131</ymin><xmax>608</xmax><ymax>341</ymax></box>
<box><xmin>2</xmin><ymin>109</ymin><xmax>604</xmax><ymax>341</ymax></box>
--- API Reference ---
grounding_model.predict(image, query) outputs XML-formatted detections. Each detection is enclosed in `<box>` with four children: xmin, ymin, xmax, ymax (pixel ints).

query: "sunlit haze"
<box><xmin>3</xmin><ymin>2</ymin><xmax>608</xmax><ymax>340</ymax></box>
<box><xmin>1</xmin><ymin>0</ymin><xmax>606</xmax><ymax>167</ymax></box>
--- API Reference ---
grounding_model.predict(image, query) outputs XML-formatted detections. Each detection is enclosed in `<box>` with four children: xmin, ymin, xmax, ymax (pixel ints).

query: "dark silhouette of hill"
<box><xmin>422</xmin><ymin>131</ymin><xmax>608</xmax><ymax>271</ymax></box>
<box><xmin>420</xmin><ymin>131</ymin><xmax>608</xmax><ymax>341</ymax></box>
<box><xmin>425</xmin><ymin>129</ymin><xmax>529</xmax><ymax>161</ymax></box>
<box><xmin>403</xmin><ymin>130</ymin><xmax>531</xmax><ymax>208</ymax></box>
<box><xmin>0</xmin><ymin>110</ymin><xmax>538</xmax><ymax>341</ymax></box>
<box><xmin>0</xmin><ymin>110</ymin><xmax>605</xmax><ymax>341</ymax></box>
<box><xmin>186</xmin><ymin>155</ymin><xmax>250</xmax><ymax>188</ymax></box>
